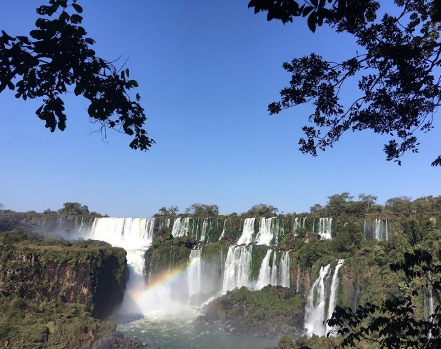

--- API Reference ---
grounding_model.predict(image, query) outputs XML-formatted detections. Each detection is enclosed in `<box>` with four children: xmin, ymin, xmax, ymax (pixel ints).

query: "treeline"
<box><xmin>155</xmin><ymin>194</ymin><xmax>441</xmax><ymax>218</ymax></box>
<box><xmin>0</xmin><ymin>202</ymin><xmax>104</xmax><ymax>217</ymax></box>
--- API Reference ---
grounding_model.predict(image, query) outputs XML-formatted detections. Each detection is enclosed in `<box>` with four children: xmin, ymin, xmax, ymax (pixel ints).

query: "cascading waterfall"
<box><xmin>318</xmin><ymin>218</ymin><xmax>332</xmax><ymax>239</ymax></box>
<box><xmin>218</xmin><ymin>219</ymin><xmax>227</xmax><ymax>240</ymax></box>
<box><xmin>222</xmin><ymin>245</ymin><xmax>253</xmax><ymax>293</ymax></box>
<box><xmin>256</xmin><ymin>250</ymin><xmax>274</xmax><ymax>290</ymax></box>
<box><xmin>374</xmin><ymin>219</ymin><xmax>389</xmax><ymax>240</ymax></box>
<box><xmin>326</xmin><ymin>259</ymin><xmax>344</xmax><ymax>335</ymax></box>
<box><xmin>236</xmin><ymin>218</ymin><xmax>256</xmax><ymax>245</ymax></box>
<box><xmin>200</xmin><ymin>219</ymin><xmax>208</xmax><ymax>242</ymax></box>
<box><xmin>305</xmin><ymin>264</ymin><xmax>331</xmax><ymax>337</ymax></box>
<box><xmin>188</xmin><ymin>249</ymin><xmax>202</xmax><ymax>299</ymax></box>
<box><xmin>172</xmin><ymin>217</ymin><xmax>190</xmax><ymax>238</ymax></box>
<box><xmin>428</xmin><ymin>271</ymin><xmax>434</xmax><ymax>339</ymax></box>
<box><xmin>256</xmin><ymin>250</ymin><xmax>290</xmax><ymax>290</ymax></box>
<box><xmin>279</xmin><ymin>251</ymin><xmax>291</xmax><ymax>288</ymax></box>
<box><xmin>293</xmin><ymin>217</ymin><xmax>300</xmax><ymax>234</ymax></box>
<box><xmin>254</xmin><ymin>218</ymin><xmax>275</xmax><ymax>245</ymax></box>
<box><xmin>79</xmin><ymin>217</ymin><xmax>156</xmax><ymax>314</ymax></box>
<box><xmin>305</xmin><ymin>260</ymin><xmax>343</xmax><ymax>337</ymax></box>
<box><xmin>296</xmin><ymin>262</ymin><xmax>301</xmax><ymax>293</ymax></box>
<box><xmin>86</xmin><ymin>217</ymin><xmax>155</xmax><ymax>250</ymax></box>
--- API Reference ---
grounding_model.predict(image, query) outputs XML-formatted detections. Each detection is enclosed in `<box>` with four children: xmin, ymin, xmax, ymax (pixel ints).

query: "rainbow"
<box><xmin>128</xmin><ymin>264</ymin><xmax>194</xmax><ymax>302</ymax></box>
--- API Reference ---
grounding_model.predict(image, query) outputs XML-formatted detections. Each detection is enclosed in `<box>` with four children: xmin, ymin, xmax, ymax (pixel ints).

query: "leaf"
<box><xmin>128</xmin><ymin>80</ymin><xmax>138</xmax><ymax>88</ymax></box>
<box><xmin>311</xmin><ymin>0</ymin><xmax>318</xmax><ymax>7</ymax></box>
<box><xmin>71</xmin><ymin>3</ymin><xmax>83</xmax><ymax>13</ymax></box>
<box><xmin>7</xmin><ymin>81</ymin><xmax>14</xmax><ymax>90</ymax></box>
<box><xmin>30</xmin><ymin>30</ymin><xmax>45</xmax><ymax>40</ymax></box>
<box><xmin>303</xmin><ymin>6</ymin><xmax>314</xmax><ymax>17</ymax></box>
<box><xmin>71</xmin><ymin>14</ymin><xmax>82</xmax><ymax>24</ymax></box>
<box><xmin>307</xmin><ymin>12</ymin><xmax>317</xmax><ymax>33</ymax></box>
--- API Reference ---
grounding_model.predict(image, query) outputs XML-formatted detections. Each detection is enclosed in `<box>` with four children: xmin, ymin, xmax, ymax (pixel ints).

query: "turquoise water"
<box><xmin>117</xmin><ymin>313</ymin><xmax>279</xmax><ymax>349</ymax></box>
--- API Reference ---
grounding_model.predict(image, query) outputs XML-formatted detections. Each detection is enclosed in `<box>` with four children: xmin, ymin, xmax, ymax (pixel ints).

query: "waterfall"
<box><xmin>188</xmin><ymin>249</ymin><xmax>202</xmax><ymax>298</ymax></box>
<box><xmin>81</xmin><ymin>217</ymin><xmax>155</xmax><ymax>295</ymax></box>
<box><xmin>172</xmin><ymin>217</ymin><xmax>190</xmax><ymax>238</ymax></box>
<box><xmin>326</xmin><ymin>259</ymin><xmax>344</xmax><ymax>335</ymax></box>
<box><xmin>222</xmin><ymin>245</ymin><xmax>253</xmax><ymax>293</ymax></box>
<box><xmin>293</xmin><ymin>217</ymin><xmax>299</xmax><ymax>234</ymax></box>
<box><xmin>428</xmin><ymin>271</ymin><xmax>434</xmax><ymax>339</ymax></box>
<box><xmin>256</xmin><ymin>250</ymin><xmax>290</xmax><ymax>290</ymax></box>
<box><xmin>218</xmin><ymin>219</ymin><xmax>227</xmax><ymax>240</ymax></box>
<box><xmin>254</xmin><ymin>218</ymin><xmax>274</xmax><ymax>245</ymax></box>
<box><xmin>305</xmin><ymin>264</ymin><xmax>332</xmax><ymax>337</ymax></box>
<box><xmin>374</xmin><ymin>219</ymin><xmax>388</xmax><ymax>240</ymax></box>
<box><xmin>305</xmin><ymin>260</ymin><xmax>343</xmax><ymax>337</ymax></box>
<box><xmin>256</xmin><ymin>250</ymin><xmax>273</xmax><ymax>290</ymax></box>
<box><xmin>237</xmin><ymin>218</ymin><xmax>255</xmax><ymax>245</ymax></box>
<box><xmin>318</xmin><ymin>218</ymin><xmax>332</xmax><ymax>239</ymax></box>
<box><xmin>280</xmin><ymin>251</ymin><xmax>290</xmax><ymax>288</ymax></box>
<box><xmin>200</xmin><ymin>219</ymin><xmax>208</xmax><ymax>242</ymax></box>
<box><xmin>296</xmin><ymin>262</ymin><xmax>301</xmax><ymax>293</ymax></box>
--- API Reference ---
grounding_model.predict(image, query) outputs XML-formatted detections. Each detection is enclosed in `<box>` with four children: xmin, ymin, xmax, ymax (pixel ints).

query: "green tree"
<box><xmin>185</xmin><ymin>203</ymin><xmax>219</xmax><ymax>217</ymax></box>
<box><xmin>327</xmin><ymin>249</ymin><xmax>441</xmax><ymax>348</ymax></box>
<box><xmin>385</xmin><ymin>196</ymin><xmax>413</xmax><ymax>213</ymax></box>
<box><xmin>0</xmin><ymin>0</ymin><xmax>153</xmax><ymax>150</ymax></box>
<box><xmin>244</xmin><ymin>203</ymin><xmax>279</xmax><ymax>217</ymax></box>
<box><xmin>57</xmin><ymin>202</ymin><xmax>89</xmax><ymax>215</ymax></box>
<box><xmin>358</xmin><ymin>194</ymin><xmax>378</xmax><ymax>213</ymax></box>
<box><xmin>157</xmin><ymin>206</ymin><xmax>179</xmax><ymax>216</ymax></box>
<box><xmin>248</xmin><ymin>0</ymin><xmax>441</xmax><ymax>166</ymax></box>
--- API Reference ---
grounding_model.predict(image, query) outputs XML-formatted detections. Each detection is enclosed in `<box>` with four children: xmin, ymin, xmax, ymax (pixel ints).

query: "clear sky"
<box><xmin>0</xmin><ymin>1</ymin><xmax>439</xmax><ymax>217</ymax></box>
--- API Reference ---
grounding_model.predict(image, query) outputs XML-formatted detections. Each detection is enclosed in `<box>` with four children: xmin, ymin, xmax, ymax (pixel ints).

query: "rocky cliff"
<box><xmin>0</xmin><ymin>230</ymin><xmax>138</xmax><ymax>348</ymax></box>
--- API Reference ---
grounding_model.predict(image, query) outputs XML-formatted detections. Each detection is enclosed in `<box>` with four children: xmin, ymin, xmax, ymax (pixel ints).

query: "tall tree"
<box><xmin>248</xmin><ymin>0</ymin><xmax>441</xmax><ymax>166</ymax></box>
<box><xmin>0</xmin><ymin>0</ymin><xmax>153</xmax><ymax>150</ymax></box>
<box><xmin>185</xmin><ymin>203</ymin><xmax>220</xmax><ymax>217</ymax></box>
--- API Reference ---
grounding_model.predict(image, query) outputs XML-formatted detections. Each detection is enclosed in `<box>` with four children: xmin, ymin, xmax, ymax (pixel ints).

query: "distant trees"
<box><xmin>157</xmin><ymin>206</ymin><xmax>179</xmax><ymax>216</ymax></box>
<box><xmin>57</xmin><ymin>202</ymin><xmax>89</xmax><ymax>215</ymax></box>
<box><xmin>385</xmin><ymin>196</ymin><xmax>413</xmax><ymax>213</ymax></box>
<box><xmin>185</xmin><ymin>203</ymin><xmax>219</xmax><ymax>217</ymax></box>
<box><xmin>245</xmin><ymin>204</ymin><xmax>278</xmax><ymax>217</ymax></box>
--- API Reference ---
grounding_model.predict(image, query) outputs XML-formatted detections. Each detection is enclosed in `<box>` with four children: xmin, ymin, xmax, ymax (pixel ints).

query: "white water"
<box><xmin>374</xmin><ymin>219</ymin><xmax>389</xmax><ymax>240</ymax></box>
<box><xmin>218</xmin><ymin>219</ymin><xmax>227</xmax><ymax>240</ymax></box>
<box><xmin>318</xmin><ymin>218</ymin><xmax>332</xmax><ymax>240</ymax></box>
<box><xmin>222</xmin><ymin>245</ymin><xmax>253</xmax><ymax>292</ymax></box>
<box><xmin>256</xmin><ymin>250</ymin><xmax>274</xmax><ymax>289</ymax></box>
<box><xmin>305</xmin><ymin>260</ymin><xmax>344</xmax><ymax>337</ymax></box>
<box><xmin>236</xmin><ymin>218</ymin><xmax>255</xmax><ymax>245</ymax></box>
<box><xmin>172</xmin><ymin>217</ymin><xmax>190</xmax><ymax>238</ymax></box>
<box><xmin>254</xmin><ymin>218</ymin><xmax>274</xmax><ymax>245</ymax></box>
<box><xmin>305</xmin><ymin>264</ymin><xmax>331</xmax><ymax>337</ymax></box>
<box><xmin>254</xmin><ymin>250</ymin><xmax>291</xmax><ymax>290</ymax></box>
<box><xmin>280</xmin><ymin>251</ymin><xmax>291</xmax><ymax>288</ymax></box>
<box><xmin>200</xmin><ymin>219</ymin><xmax>208</xmax><ymax>242</ymax></box>
<box><xmin>326</xmin><ymin>259</ymin><xmax>344</xmax><ymax>335</ymax></box>
<box><xmin>188</xmin><ymin>249</ymin><xmax>202</xmax><ymax>298</ymax></box>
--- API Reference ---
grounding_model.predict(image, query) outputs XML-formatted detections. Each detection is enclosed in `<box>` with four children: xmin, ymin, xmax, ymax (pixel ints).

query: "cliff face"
<box><xmin>197</xmin><ymin>285</ymin><xmax>305</xmax><ymax>339</ymax></box>
<box><xmin>0</xmin><ymin>232</ymin><xmax>128</xmax><ymax>319</ymax></box>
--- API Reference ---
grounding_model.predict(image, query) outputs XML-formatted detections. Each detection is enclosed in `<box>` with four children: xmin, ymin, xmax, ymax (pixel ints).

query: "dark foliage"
<box><xmin>0</xmin><ymin>0</ymin><xmax>153</xmax><ymax>150</ymax></box>
<box><xmin>327</xmin><ymin>249</ymin><xmax>441</xmax><ymax>348</ymax></box>
<box><xmin>249</xmin><ymin>0</ymin><xmax>441</xmax><ymax>166</ymax></box>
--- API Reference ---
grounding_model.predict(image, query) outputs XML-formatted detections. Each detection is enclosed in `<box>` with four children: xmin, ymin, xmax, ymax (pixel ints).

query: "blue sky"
<box><xmin>0</xmin><ymin>1</ymin><xmax>439</xmax><ymax>217</ymax></box>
